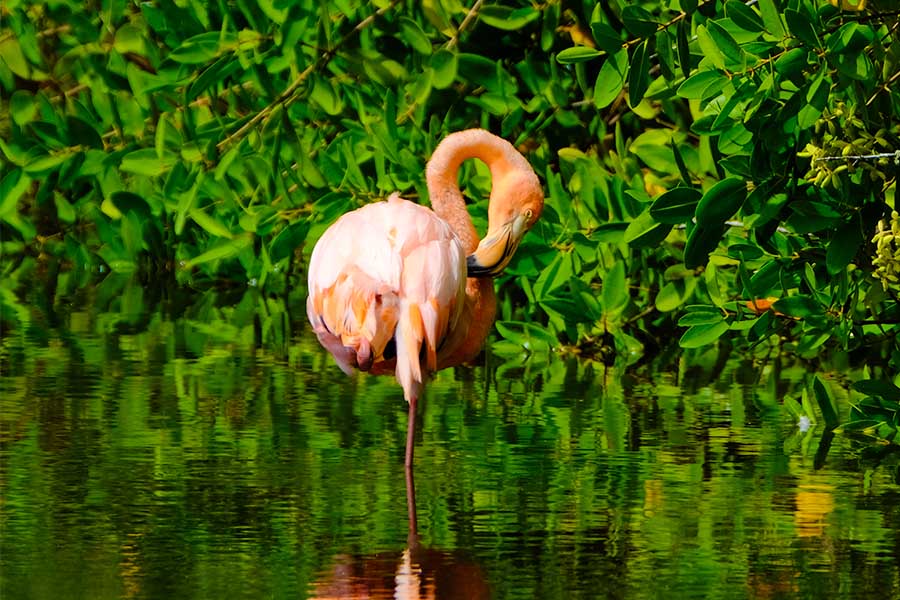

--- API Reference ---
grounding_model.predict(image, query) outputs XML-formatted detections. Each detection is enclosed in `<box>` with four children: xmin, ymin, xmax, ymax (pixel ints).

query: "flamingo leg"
<box><xmin>405</xmin><ymin>458</ymin><xmax>419</xmax><ymax>544</ymax></box>
<box><xmin>405</xmin><ymin>395</ymin><xmax>417</xmax><ymax>469</ymax></box>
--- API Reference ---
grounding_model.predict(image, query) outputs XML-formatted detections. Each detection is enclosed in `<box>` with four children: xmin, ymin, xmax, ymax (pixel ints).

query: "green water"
<box><xmin>1</xmin><ymin>275</ymin><xmax>898</xmax><ymax>599</ymax></box>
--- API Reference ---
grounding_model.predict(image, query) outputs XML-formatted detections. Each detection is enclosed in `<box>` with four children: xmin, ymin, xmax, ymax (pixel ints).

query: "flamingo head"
<box><xmin>466</xmin><ymin>170</ymin><xmax>543</xmax><ymax>277</ymax></box>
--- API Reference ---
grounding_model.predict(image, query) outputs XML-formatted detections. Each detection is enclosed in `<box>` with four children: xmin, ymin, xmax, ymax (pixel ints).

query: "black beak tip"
<box><xmin>466</xmin><ymin>254</ymin><xmax>493</xmax><ymax>278</ymax></box>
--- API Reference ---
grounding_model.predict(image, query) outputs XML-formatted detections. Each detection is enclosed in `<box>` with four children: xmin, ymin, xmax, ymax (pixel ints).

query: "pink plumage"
<box><xmin>306</xmin><ymin>129</ymin><xmax>544</xmax><ymax>467</ymax></box>
<box><xmin>307</xmin><ymin>194</ymin><xmax>466</xmax><ymax>403</ymax></box>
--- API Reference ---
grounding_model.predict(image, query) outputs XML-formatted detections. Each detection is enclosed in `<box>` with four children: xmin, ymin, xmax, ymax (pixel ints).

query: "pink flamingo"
<box><xmin>306</xmin><ymin>129</ymin><xmax>544</xmax><ymax>468</ymax></box>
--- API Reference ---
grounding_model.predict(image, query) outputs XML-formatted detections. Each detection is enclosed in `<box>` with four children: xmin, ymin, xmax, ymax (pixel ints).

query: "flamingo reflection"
<box><xmin>309</xmin><ymin>468</ymin><xmax>490</xmax><ymax>599</ymax></box>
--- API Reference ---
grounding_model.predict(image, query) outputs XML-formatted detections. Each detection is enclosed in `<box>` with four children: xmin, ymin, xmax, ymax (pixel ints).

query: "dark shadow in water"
<box><xmin>813</xmin><ymin>430</ymin><xmax>835</xmax><ymax>470</ymax></box>
<box><xmin>309</xmin><ymin>466</ymin><xmax>491</xmax><ymax>600</ymax></box>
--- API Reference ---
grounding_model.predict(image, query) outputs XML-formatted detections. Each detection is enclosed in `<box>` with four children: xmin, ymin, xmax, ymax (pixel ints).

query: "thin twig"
<box><xmin>37</xmin><ymin>24</ymin><xmax>72</xmax><ymax>39</ymax></box>
<box><xmin>448</xmin><ymin>0</ymin><xmax>485</xmax><ymax>50</ymax></box>
<box><xmin>814</xmin><ymin>151</ymin><xmax>900</xmax><ymax>163</ymax></box>
<box><xmin>216</xmin><ymin>0</ymin><xmax>400</xmax><ymax>152</ymax></box>
<box><xmin>867</xmin><ymin>67</ymin><xmax>900</xmax><ymax>106</ymax></box>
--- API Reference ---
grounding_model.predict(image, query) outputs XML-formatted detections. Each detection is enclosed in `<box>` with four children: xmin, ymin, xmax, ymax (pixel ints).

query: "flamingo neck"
<box><xmin>425</xmin><ymin>129</ymin><xmax>529</xmax><ymax>254</ymax></box>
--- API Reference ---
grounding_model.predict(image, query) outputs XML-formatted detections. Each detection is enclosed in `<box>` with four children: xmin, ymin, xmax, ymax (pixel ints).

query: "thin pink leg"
<box><xmin>405</xmin><ymin>396</ymin><xmax>418</xmax><ymax>545</ymax></box>
<box><xmin>405</xmin><ymin>395</ymin><xmax>417</xmax><ymax>469</ymax></box>
<box><xmin>406</xmin><ymin>460</ymin><xmax>418</xmax><ymax>543</ymax></box>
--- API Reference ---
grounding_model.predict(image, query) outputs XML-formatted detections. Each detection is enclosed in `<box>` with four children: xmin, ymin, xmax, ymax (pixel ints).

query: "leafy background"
<box><xmin>1</xmin><ymin>0</ymin><xmax>899</xmax><ymax>439</ymax></box>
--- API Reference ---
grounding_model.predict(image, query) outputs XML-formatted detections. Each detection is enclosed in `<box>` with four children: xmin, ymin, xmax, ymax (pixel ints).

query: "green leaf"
<box><xmin>772</xmin><ymin>295</ymin><xmax>824</xmax><ymax>318</ymax></box>
<box><xmin>185</xmin><ymin>235</ymin><xmax>253</xmax><ymax>267</ymax></box>
<box><xmin>828</xmin><ymin>22</ymin><xmax>875</xmax><ymax>55</ymax></box>
<box><xmin>110</xmin><ymin>191</ymin><xmax>152</xmax><ymax>219</ymax></box>
<box><xmin>101</xmin><ymin>197</ymin><xmax>123</xmax><ymax>220</ymax></box>
<box><xmin>678</xmin><ymin>305</ymin><xmax>725</xmax><ymax>326</ymax></box>
<box><xmin>627</xmin><ymin>40</ymin><xmax>650</xmax><ymax>106</ymax></box>
<box><xmin>24</xmin><ymin>152</ymin><xmax>74</xmax><ymax>176</ymax></box>
<box><xmin>0</xmin><ymin>170</ymin><xmax>31</xmax><ymax>219</ymax></box>
<box><xmin>671</xmin><ymin>139</ymin><xmax>693</xmax><ymax>186</ymax></box>
<box><xmin>852</xmin><ymin>380</ymin><xmax>900</xmax><ymax>401</ymax></box>
<box><xmin>188</xmin><ymin>55</ymin><xmax>241</xmax><ymax>101</ymax></box>
<box><xmin>190</xmin><ymin>207</ymin><xmax>234</xmax><ymax>239</ymax></box>
<box><xmin>679</xmin><ymin>321</ymin><xmax>729</xmax><ymax>348</ymax></box>
<box><xmin>121</xmin><ymin>148</ymin><xmax>176</xmax><ymax>177</ymax></box>
<box><xmin>535</xmin><ymin>253</ymin><xmax>575</xmax><ymax>299</ymax></box>
<box><xmin>11</xmin><ymin>90</ymin><xmax>37</xmax><ymax>126</ymax></box>
<box><xmin>684</xmin><ymin>224</ymin><xmax>726</xmax><ymax>269</ymax></box>
<box><xmin>169</xmin><ymin>31</ymin><xmax>222</xmax><ymax>64</ymax></box>
<box><xmin>656</xmin><ymin>278</ymin><xmax>697</xmax><ymax>312</ymax></box>
<box><xmin>67</xmin><ymin>116</ymin><xmax>103</xmax><ymax>149</ymax></box>
<box><xmin>812</xmin><ymin>375</ymin><xmax>839</xmax><ymax>429</ymax></box>
<box><xmin>602</xmin><ymin>260</ymin><xmax>628</xmax><ymax>315</ymax></box>
<box><xmin>797</xmin><ymin>70</ymin><xmax>828</xmax><ymax>129</ymax></box>
<box><xmin>784</xmin><ymin>9</ymin><xmax>819</xmax><ymax>47</ymax></box>
<box><xmin>593</xmin><ymin>49</ymin><xmax>628</xmax><ymax>109</ymax></box>
<box><xmin>0</xmin><ymin>36</ymin><xmax>31</xmax><ymax>79</ymax></box>
<box><xmin>479</xmin><ymin>5</ymin><xmax>540</xmax><ymax>31</ymax></box>
<box><xmin>650</xmin><ymin>187</ymin><xmax>701</xmax><ymax>224</ymax></box>
<box><xmin>457</xmin><ymin>53</ymin><xmax>511</xmax><ymax>93</ymax></box>
<box><xmin>269</xmin><ymin>220</ymin><xmax>310</xmax><ymax>263</ymax></box>
<box><xmin>726</xmin><ymin>243</ymin><xmax>764</xmax><ymax>261</ymax></box>
<box><xmin>677</xmin><ymin>19</ymin><xmax>691</xmax><ymax>79</ymax></box>
<box><xmin>831</xmin><ymin>50</ymin><xmax>874</xmax><ymax>81</ymax></box>
<box><xmin>696</xmin><ymin>25</ymin><xmax>726</xmax><ymax>70</ymax></box>
<box><xmin>557</xmin><ymin>46</ymin><xmax>603</xmax><ymax>64</ymax></box>
<box><xmin>430</xmin><ymin>49</ymin><xmax>457</xmax><ymax>89</ymax></box>
<box><xmin>677</xmin><ymin>70</ymin><xmax>728</xmax><ymax>100</ymax></box>
<box><xmin>656</xmin><ymin>30</ymin><xmax>675</xmax><ymax>81</ymax></box>
<box><xmin>399</xmin><ymin>17</ymin><xmax>432</xmax><ymax>54</ymax></box>
<box><xmin>695</xmin><ymin>177</ymin><xmax>747</xmax><ymax>227</ymax></box>
<box><xmin>624</xmin><ymin>209</ymin><xmax>672</xmax><ymax>248</ymax></box>
<box><xmin>621</xmin><ymin>5</ymin><xmax>657</xmax><ymax>38</ymax></box>
<box><xmin>749</xmin><ymin>260</ymin><xmax>782</xmax><ymax>296</ymax></box>
<box><xmin>706</xmin><ymin>20</ymin><xmax>743</xmax><ymax>66</ymax></box>
<box><xmin>494</xmin><ymin>321</ymin><xmax>556</xmax><ymax>351</ymax></box>
<box><xmin>726</xmin><ymin>0</ymin><xmax>765</xmax><ymax>32</ymax></box>
<box><xmin>774</xmin><ymin>47</ymin><xmax>809</xmax><ymax>78</ymax></box>
<box><xmin>114</xmin><ymin>23</ymin><xmax>146</xmax><ymax>55</ymax></box>
<box><xmin>590</xmin><ymin>21</ymin><xmax>623</xmax><ymax>54</ymax></box>
<box><xmin>826</xmin><ymin>220</ymin><xmax>863</xmax><ymax>274</ymax></box>
<box><xmin>310</xmin><ymin>75</ymin><xmax>342</xmax><ymax>116</ymax></box>
<box><xmin>758</xmin><ymin>0</ymin><xmax>786</xmax><ymax>37</ymax></box>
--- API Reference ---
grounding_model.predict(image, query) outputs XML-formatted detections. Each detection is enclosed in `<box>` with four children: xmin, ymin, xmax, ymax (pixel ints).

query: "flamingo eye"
<box><xmin>525</xmin><ymin>209</ymin><xmax>534</xmax><ymax>221</ymax></box>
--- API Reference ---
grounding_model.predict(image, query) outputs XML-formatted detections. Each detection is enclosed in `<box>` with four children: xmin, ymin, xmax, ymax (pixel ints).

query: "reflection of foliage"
<box><xmin>2</xmin><ymin>4</ymin><xmax>899</xmax><ymax>430</ymax></box>
<box><xmin>1</xmin><ymin>288</ymin><xmax>899</xmax><ymax>599</ymax></box>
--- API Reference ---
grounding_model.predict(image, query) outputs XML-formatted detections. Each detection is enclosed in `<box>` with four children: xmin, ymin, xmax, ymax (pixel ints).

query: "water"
<box><xmin>1</xmin><ymin>276</ymin><xmax>898</xmax><ymax>599</ymax></box>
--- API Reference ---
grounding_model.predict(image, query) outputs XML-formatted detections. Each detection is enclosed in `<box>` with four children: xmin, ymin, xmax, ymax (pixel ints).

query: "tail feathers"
<box><xmin>312</xmin><ymin>270</ymin><xmax>450</xmax><ymax>403</ymax></box>
<box><xmin>395</xmin><ymin>301</ymin><xmax>426</xmax><ymax>403</ymax></box>
<box><xmin>394</xmin><ymin>297</ymin><xmax>450</xmax><ymax>402</ymax></box>
<box><xmin>418</xmin><ymin>299</ymin><xmax>444</xmax><ymax>372</ymax></box>
<box><xmin>315</xmin><ymin>270</ymin><xmax>399</xmax><ymax>370</ymax></box>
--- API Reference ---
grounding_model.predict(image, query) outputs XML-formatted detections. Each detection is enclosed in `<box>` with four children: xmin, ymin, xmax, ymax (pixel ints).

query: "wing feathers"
<box><xmin>307</xmin><ymin>197</ymin><xmax>466</xmax><ymax>401</ymax></box>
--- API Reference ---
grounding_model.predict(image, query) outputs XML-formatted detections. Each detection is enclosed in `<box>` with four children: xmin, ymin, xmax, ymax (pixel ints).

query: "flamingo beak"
<box><xmin>466</xmin><ymin>212</ymin><xmax>530</xmax><ymax>277</ymax></box>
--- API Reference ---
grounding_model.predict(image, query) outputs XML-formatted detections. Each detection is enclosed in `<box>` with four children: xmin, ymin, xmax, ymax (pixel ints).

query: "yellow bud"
<box><xmin>830</xmin><ymin>172</ymin><xmax>842</xmax><ymax>189</ymax></box>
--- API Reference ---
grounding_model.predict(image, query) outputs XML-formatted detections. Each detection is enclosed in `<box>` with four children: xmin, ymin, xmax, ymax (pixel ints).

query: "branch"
<box><xmin>814</xmin><ymin>151</ymin><xmax>900</xmax><ymax>164</ymax></box>
<box><xmin>216</xmin><ymin>0</ymin><xmax>400</xmax><ymax>152</ymax></box>
<box><xmin>867</xmin><ymin>66</ymin><xmax>900</xmax><ymax>106</ymax></box>
<box><xmin>448</xmin><ymin>0</ymin><xmax>485</xmax><ymax>50</ymax></box>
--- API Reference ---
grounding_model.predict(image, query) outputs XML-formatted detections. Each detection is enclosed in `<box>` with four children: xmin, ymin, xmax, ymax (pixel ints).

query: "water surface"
<box><xmin>1</xmin><ymin>276</ymin><xmax>898</xmax><ymax>599</ymax></box>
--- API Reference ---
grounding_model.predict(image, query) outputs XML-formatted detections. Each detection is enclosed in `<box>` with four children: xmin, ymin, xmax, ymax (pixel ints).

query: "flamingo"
<box><xmin>306</xmin><ymin>129</ymin><xmax>544</xmax><ymax>468</ymax></box>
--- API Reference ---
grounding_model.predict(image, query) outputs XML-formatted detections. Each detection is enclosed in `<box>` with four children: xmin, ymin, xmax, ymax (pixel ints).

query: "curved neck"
<box><xmin>425</xmin><ymin>129</ymin><xmax>530</xmax><ymax>254</ymax></box>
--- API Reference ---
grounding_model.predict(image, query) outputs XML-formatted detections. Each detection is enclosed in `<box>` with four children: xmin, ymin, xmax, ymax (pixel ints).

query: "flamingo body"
<box><xmin>306</xmin><ymin>129</ymin><xmax>544</xmax><ymax>466</ymax></box>
<box><xmin>307</xmin><ymin>193</ymin><xmax>467</xmax><ymax>403</ymax></box>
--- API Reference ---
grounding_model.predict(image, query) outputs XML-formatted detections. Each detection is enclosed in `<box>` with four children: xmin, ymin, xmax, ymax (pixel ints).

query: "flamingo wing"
<box><xmin>307</xmin><ymin>194</ymin><xmax>467</xmax><ymax>402</ymax></box>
